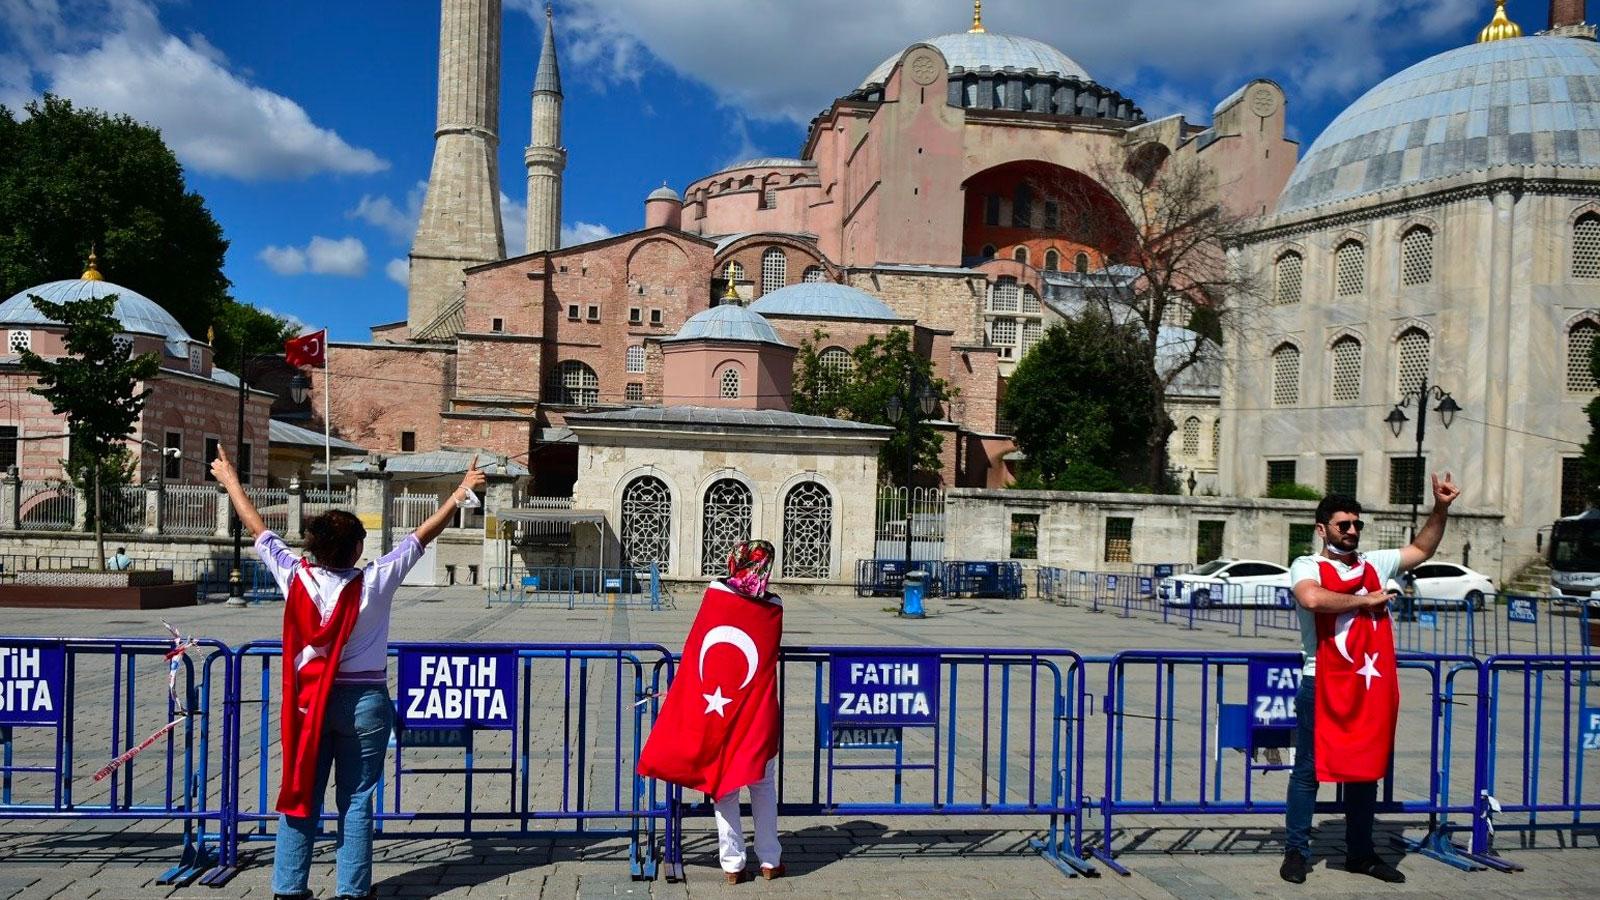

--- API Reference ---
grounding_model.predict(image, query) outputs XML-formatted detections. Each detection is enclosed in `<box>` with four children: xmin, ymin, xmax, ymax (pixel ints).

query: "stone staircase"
<box><xmin>1506</xmin><ymin>558</ymin><xmax>1551</xmax><ymax>595</ymax></box>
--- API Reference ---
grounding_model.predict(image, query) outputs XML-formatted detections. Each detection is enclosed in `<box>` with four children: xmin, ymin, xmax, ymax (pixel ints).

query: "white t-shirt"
<box><xmin>255</xmin><ymin>531</ymin><xmax>424</xmax><ymax>680</ymax></box>
<box><xmin>1288</xmin><ymin>548</ymin><xmax>1403</xmax><ymax>676</ymax></box>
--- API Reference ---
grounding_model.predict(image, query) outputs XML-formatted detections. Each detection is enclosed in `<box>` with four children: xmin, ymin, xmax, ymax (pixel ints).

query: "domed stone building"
<box><xmin>1221</xmin><ymin>3</ymin><xmax>1600</xmax><ymax>560</ymax></box>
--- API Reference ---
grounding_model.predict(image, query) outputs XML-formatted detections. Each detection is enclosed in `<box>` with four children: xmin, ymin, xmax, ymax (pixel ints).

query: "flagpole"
<box><xmin>323</xmin><ymin>342</ymin><xmax>331</xmax><ymax>497</ymax></box>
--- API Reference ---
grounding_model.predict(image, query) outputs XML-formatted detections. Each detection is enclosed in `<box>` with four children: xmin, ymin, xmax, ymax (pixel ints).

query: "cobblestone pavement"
<box><xmin>0</xmin><ymin>584</ymin><xmax>1594</xmax><ymax>898</ymax></box>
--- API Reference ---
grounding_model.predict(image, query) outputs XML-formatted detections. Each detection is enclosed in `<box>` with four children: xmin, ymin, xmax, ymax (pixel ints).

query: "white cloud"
<box><xmin>385</xmin><ymin>257</ymin><xmax>408</xmax><ymax>286</ymax></box>
<box><xmin>561</xmin><ymin>221</ymin><xmax>614</xmax><ymax>248</ymax></box>
<box><xmin>527</xmin><ymin>0</ymin><xmax>1479</xmax><ymax>124</ymax></box>
<box><xmin>348</xmin><ymin>180</ymin><xmax>428</xmax><ymax>244</ymax></box>
<box><xmin>259</xmin><ymin>236</ymin><xmax>368</xmax><ymax>278</ymax></box>
<box><xmin>501</xmin><ymin>192</ymin><xmax>527</xmax><ymax>255</ymax></box>
<box><xmin>2</xmin><ymin>0</ymin><xmax>386</xmax><ymax>180</ymax></box>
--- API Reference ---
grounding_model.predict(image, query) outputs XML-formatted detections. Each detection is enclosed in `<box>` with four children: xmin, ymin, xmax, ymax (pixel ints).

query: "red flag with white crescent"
<box><xmin>276</xmin><ymin>560</ymin><xmax>362</xmax><ymax>817</ymax></box>
<box><xmin>284</xmin><ymin>329</ymin><xmax>326</xmax><ymax>368</ymax></box>
<box><xmin>637</xmin><ymin>582</ymin><xmax>782</xmax><ymax>799</ymax></box>
<box><xmin>1313</xmin><ymin>559</ymin><xmax>1400</xmax><ymax>782</ymax></box>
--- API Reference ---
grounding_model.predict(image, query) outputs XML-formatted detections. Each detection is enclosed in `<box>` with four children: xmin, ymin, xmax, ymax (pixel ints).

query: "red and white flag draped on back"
<box><xmin>276</xmin><ymin>560</ymin><xmax>363</xmax><ymax>817</ymax></box>
<box><xmin>1313</xmin><ymin>558</ymin><xmax>1400</xmax><ymax>782</ymax></box>
<box><xmin>637</xmin><ymin>582</ymin><xmax>782</xmax><ymax>798</ymax></box>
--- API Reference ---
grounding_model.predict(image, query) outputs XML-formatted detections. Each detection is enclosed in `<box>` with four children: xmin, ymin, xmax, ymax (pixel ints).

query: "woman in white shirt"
<box><xmin>210</xmin><ymin>447</ymin><xmax>484</xmax><ymax>900</ymax></box>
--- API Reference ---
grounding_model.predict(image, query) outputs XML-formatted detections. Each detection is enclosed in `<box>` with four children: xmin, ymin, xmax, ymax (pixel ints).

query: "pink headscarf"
<box><xmin>725</xmin><ymin>540</ymin><xmax>775</xmax><ymax>599</ymax></box>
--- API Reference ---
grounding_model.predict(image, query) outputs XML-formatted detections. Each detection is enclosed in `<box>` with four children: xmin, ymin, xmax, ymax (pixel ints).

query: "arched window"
<box><xmin>1335</xmin><ymin>240</ymin><xmax>1366</xmax><ymax>297</ymax></box>
<box><xmin>548</xmin><ymin>360</ymin><xmax>599</xmax><ymax>406</ymax></box>
<box><xmin>1395</xmin><ymin>328</ymin><xmax>1430</xmax><ymax>397</ymax></box>
<box><xmin>1021</xmin><ymin>287</ymin><xmax>1040</xmax><ymax>313</ymax></box>
<box><xmin>1074</xmin><ymin>252</ymin><xmax>1090</xmax><ymax>274</ymax></box>
<box><xmin>802</xmin><ymin>265</ymin><xmax>825</xmax><ymax>283</ymax></box>
<box><xmin>1012</xmin><ymin>184</ymin><xmax>1032</xmax><ymax>228</ymax></box>
<box><xmin>1182</xmin><ymin>416</ymin><xmax>1201</xmax><ymax>457</ymax></box>
<box><xmin>1576</xmin><ymin>213</ymin><xmax>1600</xmax><ymax>279</ymax></box>
<box><xmin>724</xmin><ymin>260</ymin><xmax>745</xmax><ymax>284</ymax></box>
<box><xmin>719</xmin><ymin>367</ymin><xmax>741</xmax><ymax>399</ymax></box>
<box><xmin>1330</xmin><ymin>336</ymin><xmax>1363</xmax><ymax>402</ymax></box>
<box><xmin>989</xmin><ymin>276</ymin><xmax>1020</xmax><ymax>312</ymax></box>
<box><xmin>1400</xmin><ymin>226</ymin><xmax>1434</xmax><ymax>286</ymax></box>
<box><xmin>819</xmin><ymin>346</ymin><xmax>853</xmax><ymax>378</ymax></box>
<box><xmin>980</xmin><ymin>244</ymin><xmax>997</xmax><ymax>261</ymax></box>
<box><xmin>760</xmin><ymin>248</ymin><xmax>786</xmax><ymax>295</ymax></box>
<box><xmin>1211</xmin><ymin>419</ymin><xmax>1221</xmax><ymax>459</ymax></box>
<box><xmin>626</xmin><ymin>345</ymin><xmax>646</xmax><ymax>374</ymax></box>
<box><xmin>620</xmin><ymin>476</ymin><xmax>672</xmax><ymax>568</ymax></box>
<box><xmin>1271</xmin><ymin>344</ymin><xmax>1300</xmax><ymax>407</ymax></box>
<box><xmin>701</xmin><ymin>478</ymin><xmax>753</xmax><ymax>575</ymax></box>
<box><xmin>1013</xmin><ymin>246</ymin><xmax>1029</xmax><ymax>265</ymax></box>
<box><xmin>1274</xmin><ymin>251</ymin><xmax>1303</xmax><ymax>304</ymax></box>
<box><xmin>1044</xmin><ymin>249</ymin><xmax>1060</xmax><ymax>272</ymax></box>
<box><xmin>1570</xmin><ymin>318</ymin><xmax>1600</xmax><ymax>393</ymax></box>
<box><xmin>782</xmin><ymin>481</ymin><xmax>833</xmax><ymax>578</ymax></box>
<box><xmin>1020</xmin><ymin>320</ymin><xmax>1042</xmax><ymax>355</ymax></box>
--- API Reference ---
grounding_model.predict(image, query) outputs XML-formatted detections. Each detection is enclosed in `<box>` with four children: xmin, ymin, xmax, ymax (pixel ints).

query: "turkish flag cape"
<box><xmin>284</xmin><ymin>329</ymin><xmax>326</xmax><ymax>368</ymax></box>
<box><xmin>276</xmin><ymin>561</ymin><xmax>363</xmax><ymax>817</ymax></box>
<box><xmin>637</xmin><ymin>582</ymin><xmax>782</xmax><ymax>799</ymax></box>
<box><xmin>1313</xmin><ymin>558</ymin><xmax>1400</xmax><ymax>783</ymax></box>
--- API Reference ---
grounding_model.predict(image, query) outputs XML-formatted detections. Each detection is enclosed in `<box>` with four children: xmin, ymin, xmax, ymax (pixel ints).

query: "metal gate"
<box><xmin>874</xmin><ymin>486</ymin><xmax>944</xmax><ymax>561</ymax></box>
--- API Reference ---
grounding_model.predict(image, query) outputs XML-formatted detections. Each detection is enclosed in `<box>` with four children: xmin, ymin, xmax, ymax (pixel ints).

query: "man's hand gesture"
<box><xmin>1431</xmin><ymin>471</ymin><xmax>1460</xmax><ymax>508</ymax></box>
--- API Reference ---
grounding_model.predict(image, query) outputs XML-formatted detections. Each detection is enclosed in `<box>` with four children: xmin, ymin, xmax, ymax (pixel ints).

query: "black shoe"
<box><xmin>1346</xmin><ymin>855</ymin><xmax>1405</xmax><ymax>883</ymax></box>
<box><xmin>274</xmin><ymin>893</ymin><xmax>312</xmax><ymax>900</ymax></box>
<box><xmin>1279</xmin><ymin>850</ymin><xmax>1309</xmax><ymax>884</ymax></box>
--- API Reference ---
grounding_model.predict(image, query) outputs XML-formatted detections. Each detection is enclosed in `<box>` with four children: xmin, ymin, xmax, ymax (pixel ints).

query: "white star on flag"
<box><xmin>703</xmin><ymin>685</ymin><xmax>732</xmax><ymax>717</ymax></box>
<box><xmin>1357</xmin><ymin>652</ymin><xmax>1383</xmax><ymax>690</ymax></box>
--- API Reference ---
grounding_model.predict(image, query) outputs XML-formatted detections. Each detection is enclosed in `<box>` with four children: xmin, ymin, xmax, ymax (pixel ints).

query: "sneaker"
<box><xmin>1279</xmin><ymin>850</ymin><xmax>1309</xmax><ymax>884</ymax></box>
<box><xmin>274</xmin><ymin>893</ymin><xmax>313</xmax><ymax>900</ymax></box>
<box><xmin>1346</xmin><ymin>855</ymin><xmax>1405</xmax><ymax>883</ymax></box>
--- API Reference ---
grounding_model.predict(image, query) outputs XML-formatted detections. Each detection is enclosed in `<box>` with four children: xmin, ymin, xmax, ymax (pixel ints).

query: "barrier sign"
<box><xmin>1583</xmin><ymin>708</ymin><xmax>1600</xmax><ymax>751</ymax></box>
<box><xmin>1247</xmin><ymin>660</ymin><xmax>1301</xmax><ymax>727</ymax></box>
<box><xmin>1275</xmin><ymin>587</ymin><xmax>1294</xmax><ymax>608</ymax></box>
<box><xmin>827</xmin><ymin>726</ymin><xmax>903</xmax><ymax>748</ymax></box>
<box><xmin>1138</xmin><ymin>577</ymin><xmax>1153</xmax><ymax>596</ymax></box>
<box><xmin>1105</xmin><ymin>575</ymin><xmax>1120</xmax><ymax>592</ymax></box>
<box><xmin>1418</xmin><ymin>611</ymin><xmax>1437</xmax><ymax>630</ymax></box>
<box><xmin>0</xmin><ymin>644</ymin><xmax>65</xmax><ymax>727</ymax></box>
<box><xmin>829</xmin><ymin>654</ymin><xmax>939</xmax><ymax>726</ymax></box>
<box><xmin>1153</xmin><ymin>565</ymin><xmax>1174</xmax><ymax>578</ymax></box>
<box><xmin>1508</xmin><ymin>597</ymin><xmax>1537</xmax><ymax>624</ymax></box>
<box><xmin>398</xmin><ymin>650</ymin><xmax>516</xmax><ymax>729</ymax></box>
<box><xmin>397</xmin><ymin>726</ymin><xmax>469</xmax><ymax>749</ymax></box>
<box><xmin>603</xmin><ymin>577</ymin><xmax>623</xmax><ymax>590</ymax></box>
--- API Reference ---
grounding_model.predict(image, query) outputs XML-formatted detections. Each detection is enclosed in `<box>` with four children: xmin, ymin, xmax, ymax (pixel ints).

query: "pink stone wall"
<box><xmin>661</xmin><ymin>342</ymin><xmax>795</xmax><ymax>410</ymax></box>
<box><xmin>309</xmin><ymin>345</ymin><xmax>451</xmax><ymax>453</ymax></box>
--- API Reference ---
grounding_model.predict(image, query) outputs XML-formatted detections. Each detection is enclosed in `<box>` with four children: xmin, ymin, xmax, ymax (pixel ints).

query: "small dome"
<box><xmin>750</xmin><ymin>283</ymin><xmax>899</xmax><ymax>320</ymax></box>
<box><xmin>664</xmin><ymin>303</ymin><xmax>789</xmax><ymax>346</ymax></box>
<box><xmin>1278</xmin><ymin>36</ymin><xmax>1600</xmax><ymax>215</ymax></box>
<box><xmin>862</xmin><ymin>32</ymin><xmax>1091</xmax><ymax>88</ymax></box>
<box><xmin>647</xmin><ymin>185</ymin><xmax>681</xmax><ymax>202</ymax></box>
<box><xmin>0</xmin><ymin>276</ymin><xmax>192</xmax><ymax>342</ymax></box>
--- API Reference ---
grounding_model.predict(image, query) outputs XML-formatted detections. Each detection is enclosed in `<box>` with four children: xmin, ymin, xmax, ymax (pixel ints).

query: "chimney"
<box><xmin>1548</xmin><ymin>0</ymin><xmax>1596</xmax><ymax>37</ymax></box>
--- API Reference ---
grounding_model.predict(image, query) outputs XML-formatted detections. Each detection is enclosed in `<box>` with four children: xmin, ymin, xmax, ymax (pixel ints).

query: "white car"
<box><xmin>1399</xmin><ymin>562</ymin><xmax>1496</xmax><ymax>609</ymax></box>
<box><xmin>1159</xmin><ymin>559</ymin><xmax>1293</xmax><ymax>607</ymax></box>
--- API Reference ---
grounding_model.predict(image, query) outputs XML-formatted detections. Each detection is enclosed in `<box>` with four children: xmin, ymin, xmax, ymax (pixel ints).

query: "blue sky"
<box><xmin>1</xmin><ymin>0</ymin><xmax>1531</xmax><ymax>340</ymax></box>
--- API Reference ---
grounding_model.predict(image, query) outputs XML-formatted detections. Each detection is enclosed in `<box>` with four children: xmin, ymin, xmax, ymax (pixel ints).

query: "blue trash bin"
<box><xmin>902</xmin><ymin>570</ymin><xmax>927</xmax><ymax>618</ymax></box>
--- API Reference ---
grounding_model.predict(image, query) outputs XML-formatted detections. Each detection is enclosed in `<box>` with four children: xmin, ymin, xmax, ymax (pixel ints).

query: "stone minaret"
<box><xmin>524</xmin><ymin>4</ymin><xmax>565</xmax><ymax>254</ymax></box>
<box><xmin>408</xmin><ymin>0</ymin><xmax>506</xmax><ymax>337</ymax></box>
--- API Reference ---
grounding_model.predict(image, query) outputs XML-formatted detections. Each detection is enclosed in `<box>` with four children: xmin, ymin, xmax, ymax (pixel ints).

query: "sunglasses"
<box><xmin>1329</xmin><ymin>520</ymin><xmax>1365</xmax><ymax>534</ymax></box>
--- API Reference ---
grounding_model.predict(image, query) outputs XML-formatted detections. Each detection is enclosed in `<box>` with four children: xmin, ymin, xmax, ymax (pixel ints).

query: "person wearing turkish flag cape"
<box><xmin>638</xmin><ymin>540</ymin><xmax>785</xmax><ymax>884</ymax></box>
<box><xmin>1279</xmin><ymin>474</ymin><xmax>1461</xmax><ymax>888</ymax></box>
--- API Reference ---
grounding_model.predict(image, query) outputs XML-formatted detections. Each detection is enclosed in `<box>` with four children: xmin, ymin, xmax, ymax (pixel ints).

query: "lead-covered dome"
<box><xmin>862</xmin><ymin>31</ymin><xmax>1090</xmax><ymax>88</ymax></box>
<box><xmin>749</xmin><ymin>283</ymin><xmax>899</xmax><ymax>320</ymax></box>
<box><xmin>1278</xmin><ymin>36</ymin><xmax>1600</xmax><ymax>215</ymax></box>
<box><xmin>0</xmin><ymin>275</ymin><xmax>191</xmax><ymax>342</ymax></box>
<box><xmin>664</xmin><ymin>303</ymin><xmax>788</xmax><ymax>346</ymax></box>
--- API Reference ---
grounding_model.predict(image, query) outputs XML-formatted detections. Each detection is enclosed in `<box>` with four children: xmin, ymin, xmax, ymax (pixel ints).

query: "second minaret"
<box><xmin>525</xmin><ymin>4</ymin><xmax>565</xmax><ymax>254</ymax></box>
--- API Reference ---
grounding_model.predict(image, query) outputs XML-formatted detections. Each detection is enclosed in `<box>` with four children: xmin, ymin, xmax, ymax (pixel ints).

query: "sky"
<box><xmin>0</xmin><ymin>0</ymin><xmax>1529</xmax><ymax>341</ymax></box>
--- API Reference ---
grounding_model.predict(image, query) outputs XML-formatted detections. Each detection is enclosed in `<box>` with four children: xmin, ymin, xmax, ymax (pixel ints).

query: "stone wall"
<box><xmin>311</xmin><ymin>344</ymin><xmax>452</xmax><ymax>454</ymax></box>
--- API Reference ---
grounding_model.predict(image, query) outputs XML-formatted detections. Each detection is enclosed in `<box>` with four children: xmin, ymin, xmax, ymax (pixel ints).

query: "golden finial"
<box><xmin>969</xmin><ymin>0</ymin><xmax>985</xmax><ymax>33</ymax></box>
<box><xmin>1477</xmin><ymin>0</ymin><xmax>1522</xmax><ymax>43</ymax></box>
<box><xmin>722</xmin><ymin>273</ymin><xmax>740</xmax><ymax>303</ymax></box>
<box><xmin>81</xmin><ymin>246</ymin><xmax>104</xmax><ymax>282</ymax></box>
<box><xmin>207</xmin><ymin>326</ymin><xmax>215</xmax><ymax>344</ymax></box>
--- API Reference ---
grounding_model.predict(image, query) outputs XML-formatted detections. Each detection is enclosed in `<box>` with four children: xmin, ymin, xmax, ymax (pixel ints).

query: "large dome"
<box><xmin>1278</xmin><ymin>36</ymin><xmax>1600</xmax><ymax>215</ymax></box>
<box><xmin>664</xmin><ymin>303</ymin><xmax>788</xmax><ymax>346</ymax></box>
<box><xmin>861</xmin><ymin>31</ymin><xmax>1090</xmax><ymax>88</ymax></box>
<box><xmin>749</xmin><ymin>283</ymin><xmax>899</xmax><ymax>320</ymax></box>
<box><xmin>0</xmin><ymin>276</ymin><xmax>191</xmax><ymax>342</ymax></box>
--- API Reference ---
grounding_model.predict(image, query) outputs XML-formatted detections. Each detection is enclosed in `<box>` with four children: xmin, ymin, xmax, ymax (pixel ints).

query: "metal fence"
<box><xmin>244</xmin><ymin>487</ymin><xmax>289</xmax><ymax>535</ymax></box>
<box><xmin>162</xmin><ymin>484</ymin><xmax>218</xmax><ymax>536</ymax></box>
<box><xmin>17</xmin><ymin>480</ymin><xmax>76</xmax><ymax>531</ymax></box>
<box><xmin>388</xmin><ymin>491</ymin><xmax>437</xmax><ymax>531</ymax></box>
<box><xmin>873</xmin><ymin>485</ymin><xmax>944</xmax><ymax>561</ymax></box>
<box><xmin>302</xmin><ymin>486</ymin><xmax>352</xmax><ymax>520</ymax></box>
<box><xmin>486</xmin><ymin>564</ymin><xmax>665</xmax><ymax>610</ymax></box>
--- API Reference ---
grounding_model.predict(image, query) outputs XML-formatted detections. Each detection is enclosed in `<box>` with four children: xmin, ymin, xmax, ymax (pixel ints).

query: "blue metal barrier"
<box><xmin>229</xmin><ymin>640</ymin><xmax>676</xmax><ymax>880</ymax></box>
<box><xmin>0</xmin><ymin>635</ymin><xmax>236</xmax><ymax>886</ymax></box>
<box><xmin>854</xmin><ymin>558</ymin><xmax>945</xmax><ymax>598</ymax></box>
<box><xmin>486</xmin><ymin>564</ymin><xmax>663</xmax><ymax>610</ymax></box>
<box><xmin>665</xmin><ymin>645</ymin><xmax>1095</xmax><ymax>879</ymax></box>
<box><xmin>942</xmin><ymin>561</ymin><xmax>1024</xmax><ymax>599</ymax></box>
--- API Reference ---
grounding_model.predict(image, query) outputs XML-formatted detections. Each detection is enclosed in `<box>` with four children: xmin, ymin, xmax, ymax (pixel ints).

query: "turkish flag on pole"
<box><xmin>276</xmin><ymin>561</ymin><xmax>362</xmax><ymax>817</ymax></box>
<box><xmin>284</xmin><ymin>329</ymin><xmax>326</xmax><ymax>368</ymax></box>
<box><xmin>638</xmin><ymin>582</ymin><xmax>782</xmax><ymax>799</ymax></box>
<box><xmin>1313</xmin><ymin>559</ymin><xmax>1400</xmax><ymax>783</ymax></box>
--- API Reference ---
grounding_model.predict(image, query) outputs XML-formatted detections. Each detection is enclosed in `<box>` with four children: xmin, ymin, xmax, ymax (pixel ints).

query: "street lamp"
<box><xmin>886</xmin><ymin>375</ymin><xmax>938</xmax><ymax>616</ymax></box>
<box><xmin>1387</xmin><ymin>375</ymin><xmax>1459</xmax><ymax>539</ymax></box>
<box><xmin>289</xmin><ymin>373</ymin><xmax>310</xmax><ymax>404</ymax></box>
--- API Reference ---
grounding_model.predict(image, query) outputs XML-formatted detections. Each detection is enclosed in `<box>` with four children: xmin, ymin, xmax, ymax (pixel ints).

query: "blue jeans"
<box><xmin>272</xmin><ymin>684</ymin><xmax>393</xmax><ymax>897</ymax></box>
<box><xmin>1285</xmin><ymin>675</ymin><xmax>1377</xmax><ymax>858</ymax></box>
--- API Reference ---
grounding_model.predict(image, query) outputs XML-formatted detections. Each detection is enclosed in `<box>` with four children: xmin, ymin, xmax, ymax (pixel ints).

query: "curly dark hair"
<box><xmin>303</xmin><ymin>510</ymin><xmax>367</xmax><ymax>568</ymax></box>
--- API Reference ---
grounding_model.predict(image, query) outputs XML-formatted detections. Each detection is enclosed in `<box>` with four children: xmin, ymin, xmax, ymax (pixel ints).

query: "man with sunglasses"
<box><xmin>1279</xmin><ymin>473</ymin><xmax>1461</xmax><ymax>885</ymax></box>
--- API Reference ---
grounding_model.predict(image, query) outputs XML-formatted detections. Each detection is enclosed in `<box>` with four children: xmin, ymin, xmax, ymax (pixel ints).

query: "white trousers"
<box><xmin>712</xmin><ymin>758</ymin><xmax>781</xmax><ymax>873</ymax></box>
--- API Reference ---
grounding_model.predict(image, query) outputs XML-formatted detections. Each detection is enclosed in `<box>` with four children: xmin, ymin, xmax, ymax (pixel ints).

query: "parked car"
<box><xmin>1159</xmin><ymin>559</ymin><xmax>1292</xmax><ymax>607</ymax></box>
<box><xmin>1399</xmin><ymin>562</ymin><xmax>1496</xmax><ymax>610</ymax></box>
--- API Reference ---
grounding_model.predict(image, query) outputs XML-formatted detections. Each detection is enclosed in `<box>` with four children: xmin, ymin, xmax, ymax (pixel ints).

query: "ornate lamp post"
<box><xmin>1386</xmin><ymin>375</ymin><xmax>1461</xmax><ymax>539</ymax></box>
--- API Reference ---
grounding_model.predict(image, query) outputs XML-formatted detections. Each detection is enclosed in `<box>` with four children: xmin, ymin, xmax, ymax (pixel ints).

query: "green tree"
<box><xmin>1581</xmin><ymin>336</ymin><xmax>1600</xmax><ymax>509</ymax></box>
<box><xmin>20</xmin><ymin>292</ymin><xmax>160</xmax><ymax>567</ymax></box>
<box><xmin>0</xmin><ymin>95</ymin><xmax>289</xmax><ymax>356</ymax></box>
<box><xmin>792</xmin><ymin>327</ymin><xmax>950</xmax><ymax>481</ymax></box>
<box><xmin>1001</xmin><ymin>313</ymin><xmax>1164</xmax><ymax>492</ymax></box>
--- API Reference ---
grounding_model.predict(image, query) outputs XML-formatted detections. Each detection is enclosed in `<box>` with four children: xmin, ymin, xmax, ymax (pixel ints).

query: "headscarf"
<box><xmin>725</xmin><ymin>539</ymin><xmax>775</xmax><ymax>599</ymax></box>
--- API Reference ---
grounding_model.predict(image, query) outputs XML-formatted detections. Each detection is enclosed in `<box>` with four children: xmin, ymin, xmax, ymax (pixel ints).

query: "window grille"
<box><xmin>802</xmin><ymin>266</ymin><xmax>824</xmax><ymax>283</ymax></box>
<box><xmin>1267</xmin><ymin>460</ymin><xmax>1297</xmax><ymax>490</ymax></box>
<box><xmin>720</xmin><ymin>367</ymin><xmax>741</xmax><ymax>399</ymax></box>
<box><xmin>781</xmin><ymin>481</ymin><xmax>833</xmax><ymax>578</ymax></box>
<box><xmin>1570</xmin><ymin>319</ymin><xmax>1599</xmax><ymax>392</ymax></box>
<box><xmin>990</xmin><ymin>317</ymin><xmax>1017</xmax><ymax>348</ymax></box>
<box><xmin>548</xmin><ymin>360</ymin><xmax>599</xmax><ymax>406</ymax></box>
<box><xmin>760</xmin><ymin>248</ymin><xmax>786</xmax><ymax>295</ymax></box>
<box><xmin>1271</xmin><ymin>344</ymin><xmax>1300</xmax><ymax>406</ymax></box>
<box><xmin>1325</xmin><ymin>458</ymin><xmax>1359</xmax><ymax>497</ymax></box>
<box><xmin>1400</xmin><ymin>226</ymin><xmax>1433</xmax><ymax>286</ymax></box>
<box><xmin>819</xmin><ymin>346</ymin><xmax>853</xmax><ymax>378</ymax></box>
<box><xmin>1211</xmin><ymin>419</ymin><xmax>1221</xmax><ymax>459</ymax></box>
<box><xmin>1021</xmin><ymin>288</ymin><xmax>1040</xmax><ymax>313</ymax></box>
<box><xmin>1335</xmin><ymin>240</ymin><xmax>1365</xmax><ymax>297</ymax></box>
<box><xmin>1330</xmin><ymin>336</ymin><xmax>1362</xmax><ymax>402</ymax></box>
<box><xmin>7</xmin><ymin>330</ymin><xmax>28</xmax><ymax>354</ymax></box>
<box><xmin>1103</xmin><ymin>516</ymin><xmax>1133</xmax><ymax>563</ymax></box>
<box><xmin>1274</xmin><ymin>252</ymin><xmax>1303</xmax><ymax>304</ymax></box>
<box><xmin>1182</xmin><ymin>417</ymin><xmax>1200</xmax><ymax>456</ymax></box>
<box><xmin>701</xmin><ymin>479</ymin><xmax>753</xmax><ymax>575</ymax></box>
<box><xmin>189</xmin><ymin>346</ymin><xmax>203</xmax><ymax>373</ymax></box>
<box><xmin>1395</xmin><ymin>328</ymin><xmax>1430</xmax><ymax>398</ymax></box>
<box><xmin>620</xmin><ymin>476</ymin><xmax>671</xmax><ymax>567</ymax></box>
<box><xmin>762</xmin><ymin>188</ymin><xmax>777</xmax><ymax>209</ymax></box>
<box><xmin>626</xmin><ymin>345</ymin><xmax>646</xmax><ymax>373</ymax></box>
<box><xmin>989</xmin><ymin>277</ymin><xmax>1020</xmax><ymax>312</ymax></box>
<box><xmin>1020</xmin><ymin>320</ymin><xmax>1042</xmax><ymax>355</ymax></box>
<box><xmin>725</xmin><ymin>261</ymin><xmax>745</xmax><ymax>283</ymax></box>
<box><xmin>1044</xmin><ymin>249</ymin><xmax>1059</xmax><ymax>272</ymax></box>
<box><xmin>1562</xmin><ymin>457</ymin><xmax>1586</xmax><ymax>517</ymax></box>
<box><xmin>1575</xmin><ymin>214</ymin><xmax>1600</xmax><ymax>278</ymax></box>
<box><xmin>1389</xmin><ymin>456</ymin><xmax>1425</xmax><ymax>505</ymax></box>
<box><xmin>625</xmin><ymin>382</ymin><xmax>644</xmax><ymax>402</ymax></box>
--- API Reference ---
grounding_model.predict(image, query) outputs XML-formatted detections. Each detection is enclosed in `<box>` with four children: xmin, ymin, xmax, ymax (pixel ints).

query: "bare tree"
<box><xmin>1049</xmin><ymin>146</ymin><xmax>1265</xmax><ymax>489</ymax></box>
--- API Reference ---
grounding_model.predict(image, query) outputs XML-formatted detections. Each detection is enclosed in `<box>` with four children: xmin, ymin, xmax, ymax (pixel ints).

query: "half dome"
<box><xmin>862</xmin><ymin>31</ymin><xmax>1090</xmax><ymax>88</ymax></box>
<box><xmin>749</xmin><ymin>283</ymin><xmax>899</xmax><ymax>320</ymax></box>
<box><xmin>0</xmin><ymin>277</ymin><xmax>191</xmax><ymax>342</ymax></box>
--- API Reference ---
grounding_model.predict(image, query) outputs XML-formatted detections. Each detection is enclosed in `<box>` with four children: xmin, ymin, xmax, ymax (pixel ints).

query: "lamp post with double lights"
<box><xmin>1384</xmin><ymin>375</ymin><xmax>1461</xmax><ymax>539</ymax></box>
<box><xmin>885</xmin><ymin>376</ymin><xmax>938</xmax><ymax>616</ymax></box>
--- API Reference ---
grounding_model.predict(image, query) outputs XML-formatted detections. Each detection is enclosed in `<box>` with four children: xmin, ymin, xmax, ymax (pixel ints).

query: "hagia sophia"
<box><xmin>1</xmin><ymin>0</ymin><xmax>1595</xmax><ymax>583</ymax></box>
